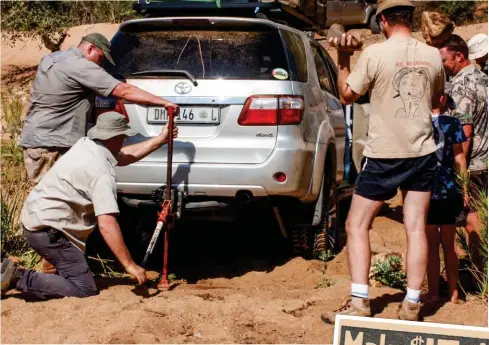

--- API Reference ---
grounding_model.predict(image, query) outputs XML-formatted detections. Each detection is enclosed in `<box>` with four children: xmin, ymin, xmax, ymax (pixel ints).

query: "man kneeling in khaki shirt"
<box><xmin>1</xmin><ymin>112</ymin><xmax>177</xmax><ymax>299</ymax></box>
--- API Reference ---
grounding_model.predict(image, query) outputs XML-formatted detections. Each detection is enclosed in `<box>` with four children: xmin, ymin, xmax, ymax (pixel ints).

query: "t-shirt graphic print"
<box><xmin>346</xmin><ymin>36</ymin><xmax>446</xmax><ymax>159</ymax></box>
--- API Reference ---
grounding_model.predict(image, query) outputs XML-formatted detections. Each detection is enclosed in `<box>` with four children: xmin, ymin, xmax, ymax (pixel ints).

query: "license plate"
<box><xmin>147</xmin><ymin>107</ymin><xmax>220</xmax><ymax>124</ymax></box>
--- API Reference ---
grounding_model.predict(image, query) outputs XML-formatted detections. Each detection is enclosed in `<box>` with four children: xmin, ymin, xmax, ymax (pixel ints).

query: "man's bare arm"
<box><xmin>331</xmin><ymin>34</ymin><xmax>362</xmax><ymax>105</ymax></box>
<box><xmin>112</xmin><ymin>83</ymin><xmax>178</xmax><ymax>111</ymax></box>
<box><xmin>461</xmin><ymin>124</ymin><xmax>473</xmax><ymax>163</ymax></box>
<box><xmin>97</xmin><ymin>214</ymin><xmax>146</xmax><ymax>285</ymax></box>
<box><xmin>453</xmin><ymin>142</ymin><xmax>469</xmax><ymax>206</ymax></box>
<box><xmin>337</xmin><ymin>52</ymin><xmax>361</xmax><ymax>105</ymax></box>
<box><xmin>117</xmin><ymin>121</ymin><xmax>178</xmax><ymax>166</ymax></box>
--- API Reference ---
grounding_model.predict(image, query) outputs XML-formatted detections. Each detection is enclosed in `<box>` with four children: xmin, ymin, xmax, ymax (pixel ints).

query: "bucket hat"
<box><xmin>88</xmin><ymin>112</ymin><xmax>137</xmax><ymax>140</ymax></box>
<box><xmin>468</xmin><ymin>33</ymin><xmax>488</xmax><ymax>60</ymax></box>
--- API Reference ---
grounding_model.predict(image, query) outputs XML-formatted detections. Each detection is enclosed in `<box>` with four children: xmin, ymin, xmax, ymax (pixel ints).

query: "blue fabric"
<box><xmin>16</xmin><ymin>228</ymin><xmax>98</xmax><ymax>300</ymax></box>
<box><xmin>431</xmin><ymin>114</ymin><xmax>467</xmax><ymax>200</ymax></box>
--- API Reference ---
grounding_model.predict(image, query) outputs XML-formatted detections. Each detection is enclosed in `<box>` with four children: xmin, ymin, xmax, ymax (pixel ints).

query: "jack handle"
<box><xmin>140</xmin><ymin>106</ymin><xmax>176</xmax><ymax>269</ymax></box>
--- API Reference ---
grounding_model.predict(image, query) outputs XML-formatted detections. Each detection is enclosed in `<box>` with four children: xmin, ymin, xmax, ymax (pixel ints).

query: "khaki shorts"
<box><xmin>23</xmin><ymin>147</ymin><xmax>69</xmax><ymax>187</ymax></box>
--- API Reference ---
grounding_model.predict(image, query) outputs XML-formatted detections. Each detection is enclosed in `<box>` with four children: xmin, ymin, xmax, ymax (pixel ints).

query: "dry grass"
<box><xmin>456</xmin><ymin>169</ymin><xmax>488</xmax><ymax>297</ymax></box>
<box><xmin>0</xmin><ymin>89</ymin><xmax>37</xmax><ymax>267</ymax></box>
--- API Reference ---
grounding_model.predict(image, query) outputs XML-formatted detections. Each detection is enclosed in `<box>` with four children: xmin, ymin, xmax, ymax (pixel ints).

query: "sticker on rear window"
<box><xmin>272</xmin><ymin>68</ymin><xmax>289</xmax><ymax>80</ymax></box>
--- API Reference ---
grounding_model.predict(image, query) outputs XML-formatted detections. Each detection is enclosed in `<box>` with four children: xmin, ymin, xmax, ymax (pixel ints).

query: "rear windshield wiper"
<box><xmin>131</xmin><ymin>69</ymin><xmax>198</xmax><ymax>86</ymax></box>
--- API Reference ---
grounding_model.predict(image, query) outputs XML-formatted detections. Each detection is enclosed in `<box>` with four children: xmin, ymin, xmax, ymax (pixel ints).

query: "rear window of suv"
<box><xmin>106</xmin><ymin>29</ymin><xmax>294</xmax><ymax>81</ymax></box>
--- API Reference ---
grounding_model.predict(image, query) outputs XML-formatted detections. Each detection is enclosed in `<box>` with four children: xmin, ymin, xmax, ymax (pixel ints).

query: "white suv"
<box><xmin>95</xmin><ymin>16</ymin><xmax>366</xmax><ymax>257</ymax></box>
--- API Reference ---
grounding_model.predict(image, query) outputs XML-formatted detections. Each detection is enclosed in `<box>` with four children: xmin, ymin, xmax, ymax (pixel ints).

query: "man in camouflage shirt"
<box><xmin>439</xmin><ymin>34</ymin><xmax>488</xmax><ymax>280</ymax></box>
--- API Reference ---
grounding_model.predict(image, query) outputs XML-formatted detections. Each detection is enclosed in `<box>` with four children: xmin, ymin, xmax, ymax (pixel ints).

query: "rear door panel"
<box><xmin>105</xmin><ymin>23</ymin><xmax>298</xmax><ymax>165</ymax></box>
<box><xmin>122</xmin><ymin>79</ymin><xmax>294</xmax><ymax>164</ymax></box>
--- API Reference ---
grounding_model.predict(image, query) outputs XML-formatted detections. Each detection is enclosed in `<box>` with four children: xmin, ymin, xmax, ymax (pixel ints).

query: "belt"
<box><xmin>39</xmin><ymin>227</ymin><xmax>64</xmax><ymax>243</ymax></box>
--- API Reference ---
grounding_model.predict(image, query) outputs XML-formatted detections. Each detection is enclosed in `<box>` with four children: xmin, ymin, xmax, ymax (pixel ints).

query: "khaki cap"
<box><xmin>468</xmin><ymin>33</ymin><xmax>488</xmax><ymax>60</ymax></box>
<box><xmin>88</xmin><ymin>112</ymin><xmax>137</xmax><ymax>141</ymax></box>
<box><xmin>82</xmin><ymin>33</ymin><xmax>115</xmax><ymax>65</ymax></box>
<box><xmin>376</xmin><ymin>0</ymin><xmax>415</xmax><ymax>16</ymax></box>
<box><xmin>420</xmin><ymin>11</ymin><xmax>455</xmax><ymax>47</ymax></box>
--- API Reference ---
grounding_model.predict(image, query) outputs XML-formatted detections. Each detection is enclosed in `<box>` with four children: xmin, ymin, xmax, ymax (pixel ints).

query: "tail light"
<box><xmin>94</xmin><ymin>96</ymin><xmax>129</xmax><ymax>122</ymax></box>
<box><xmin>238</xmin><ymin>95</ymin><xmax>304</xmax><ymax>126</ymax></box>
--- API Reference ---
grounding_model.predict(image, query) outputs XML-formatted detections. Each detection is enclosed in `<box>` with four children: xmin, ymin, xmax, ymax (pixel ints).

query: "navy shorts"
<box><xmin>354</xmin><ymin>153</ymin><xmax>437</xmax><ymax>201</ymax></box>
<box><xmin>427</xmin><ymin>196</ymin><xmax>464</xmax><ymax>225</ymax></box>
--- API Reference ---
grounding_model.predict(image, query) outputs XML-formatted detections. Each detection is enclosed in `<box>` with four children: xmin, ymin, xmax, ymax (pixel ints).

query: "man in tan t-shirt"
<box><xmin>322</xmin><ymin>0</ymin><xmax>445</xmax><ymax>322</ymax></box>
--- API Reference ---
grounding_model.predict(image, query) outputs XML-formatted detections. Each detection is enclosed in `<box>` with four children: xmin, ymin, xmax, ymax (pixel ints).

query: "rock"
<box><xmin>369</xmin><ymin>231</ymin><xmax>390</xmax><ymax>254</ymax></box>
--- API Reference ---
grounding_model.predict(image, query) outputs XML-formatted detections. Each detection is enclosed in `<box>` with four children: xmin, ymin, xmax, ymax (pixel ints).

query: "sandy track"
<box><xmin>2</xmin><ymin>211</ymin><xmax>487</xmax><ymax>344</ymax></box>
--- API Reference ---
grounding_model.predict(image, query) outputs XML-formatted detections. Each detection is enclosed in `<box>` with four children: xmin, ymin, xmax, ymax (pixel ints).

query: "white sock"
<box><xmin>406</xmin><ymin>288</ymin><xmax>421</xmax><ymax>303</ymax></box>
<box><xmin>351</xmin><ymin>283</ymin><xmax>369</xmax><ymax>299</ymax></box>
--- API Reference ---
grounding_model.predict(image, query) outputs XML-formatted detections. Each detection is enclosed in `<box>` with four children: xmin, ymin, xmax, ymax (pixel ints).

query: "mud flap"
<box><xmin>312</xmin><ymin>175</ymin><xmax>325</xmax><ymax>226</ymax></box>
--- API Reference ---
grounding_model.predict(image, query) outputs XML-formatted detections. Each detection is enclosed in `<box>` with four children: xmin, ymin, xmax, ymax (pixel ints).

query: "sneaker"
<box><xmin>321</xmin><ymin>297</ymin><xmax>371</xmax><ymax>324</ymax></box>
<box><xmin>1</xmin><ymin>258</ymin><xmax>18</xmax><ymax>296</ymax></box>
<box><xmin>398</xmin><ymin>298</ymin><xmax>421</xmax><ymax>321</ymax></box>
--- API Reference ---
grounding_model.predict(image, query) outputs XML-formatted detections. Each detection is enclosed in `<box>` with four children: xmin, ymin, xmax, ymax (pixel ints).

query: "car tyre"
<box><xmin>290</xmin><ymin>176</ymin><xmax>337</xmax><ymax>260</ymax></box>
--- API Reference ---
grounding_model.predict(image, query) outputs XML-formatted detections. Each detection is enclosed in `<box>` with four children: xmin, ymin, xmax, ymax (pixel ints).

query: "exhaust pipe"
<box><xmin>235</xmin><ymin>191</ymin><xmax>252</xmax><ymax>203</ymax></box>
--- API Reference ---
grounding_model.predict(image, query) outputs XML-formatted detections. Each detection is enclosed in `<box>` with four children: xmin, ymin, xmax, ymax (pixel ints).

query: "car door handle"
<box><xmin>325</xmin><ymin>105</ymin><xmax>331</xmax><ymax>113</ymax></box>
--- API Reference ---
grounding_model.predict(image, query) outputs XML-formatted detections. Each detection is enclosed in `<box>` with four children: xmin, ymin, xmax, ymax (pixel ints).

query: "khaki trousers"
<box><xmin>23</xmin><ymin>147</ymin><xmax>69</xmax><ymax>188</ymax></box>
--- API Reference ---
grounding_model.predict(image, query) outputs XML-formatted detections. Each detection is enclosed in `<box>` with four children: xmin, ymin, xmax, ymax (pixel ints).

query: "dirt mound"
<box><xmin>1</xmin><ymin>23</ymin><xmax>119</xmax><ymax>70</ymax></box>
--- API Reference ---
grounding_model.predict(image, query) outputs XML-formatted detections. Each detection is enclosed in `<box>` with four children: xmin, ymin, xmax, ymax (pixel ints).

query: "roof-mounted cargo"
<box><xmin>132</xmin><ymin>0</ymin><xmax>325</xmax><ymax>31</ymax></box>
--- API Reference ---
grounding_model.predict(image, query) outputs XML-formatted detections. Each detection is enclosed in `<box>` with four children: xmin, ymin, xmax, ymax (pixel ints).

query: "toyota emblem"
<box><xmin>174</xmin><ymin>82</ymin><xmax>192</xmax><ymax>95</ymax></box>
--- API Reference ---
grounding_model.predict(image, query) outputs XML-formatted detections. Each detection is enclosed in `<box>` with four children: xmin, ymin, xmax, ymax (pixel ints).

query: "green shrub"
<box><xmin>315</xmin><ymin>276</ymin><xmax>336</xmax><ymax>289</ymax></box>
<box><xmin>470</xmin><ymin>189</ymin><xmax>488</xmax><ymax>296</ymax></box>
<box><xmin>412</xmin><ymin>1</ymin><xmax>480</xmax><ymax>30</ymax></box>
<box><xmin>439</xmin><ymin>1</ymin><xmax>477</xmax><ymax>24</ymax></box>
<box><xmin>1</xmin><ymin>1</ymin><xmax>140</xmax><ymax>52</ymax></box>
<box><xmin>370</xmin><ymin>256</ymin><xmax>406</xmax><ymax>290</ymax></box>
<box><xmin>456</xmin><ymin>168</ymin><xmax>488</xmax><ymax>297</ymax></box>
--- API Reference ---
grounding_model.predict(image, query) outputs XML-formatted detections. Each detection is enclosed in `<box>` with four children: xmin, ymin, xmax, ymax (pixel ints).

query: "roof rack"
<box><xmin>132</xmin><ymin>0</ymin><xmax>319</xmax><ymax>31</ymax></box>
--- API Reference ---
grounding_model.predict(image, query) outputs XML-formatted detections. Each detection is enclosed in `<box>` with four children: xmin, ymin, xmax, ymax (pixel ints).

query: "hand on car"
<box><xmin>124</xmin><ymin>262</ymin><xmax>147</xmax><ymax>285</ymax></box>
<box><xmin>328</xmin><ymin>33</ymin><xmax>363</xmax><ymax>53</ymax></box>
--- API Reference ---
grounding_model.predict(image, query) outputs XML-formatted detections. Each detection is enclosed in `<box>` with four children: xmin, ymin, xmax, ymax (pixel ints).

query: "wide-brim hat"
<box><xmin>468</xmin><ymin>33</ymin><xmax>488</xmax><ymax>60</ymax></box>
<box><xmin>376</xmin><ymin>0</ymin><xmax>415</xmax><ymax>16</ymax></box>
<box><xmin>88</xmin><ymin>111</ymin><xmax>137</xmax><ymax>140</ymax></box>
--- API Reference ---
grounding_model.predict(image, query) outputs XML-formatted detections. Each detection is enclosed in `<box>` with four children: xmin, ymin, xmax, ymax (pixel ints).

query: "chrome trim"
<box><xmin>124</xmin><ymin>96</ymin><xmax>247</xmax><ymax>105</ymax></box>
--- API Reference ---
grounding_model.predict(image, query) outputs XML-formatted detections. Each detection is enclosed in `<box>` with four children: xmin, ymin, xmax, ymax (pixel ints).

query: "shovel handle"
<box><xmin>166</xmin><ymin>107</ymin><xmax>174</xmax><ymax>201</ymax></box>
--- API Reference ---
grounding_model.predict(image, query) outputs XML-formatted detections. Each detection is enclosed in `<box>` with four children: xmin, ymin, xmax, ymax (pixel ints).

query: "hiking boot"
<box><xmin>41</xmin><ymin>259</ymin><xmax>57</xmax><ymax>274</ymax></box>
<box><xmin>321</xmin><ymin>297</ymin><xmax>371</xmax><ymax>324</ymax></box>
<box><xmin>1</xmin><ymin>258</ymin><xmax>19</xmax><ymax>297</ymax></box>
<box><xmin>398</xmin><ymin>298</ymin><xmax>421</xmax><ymax>321</ymax></box>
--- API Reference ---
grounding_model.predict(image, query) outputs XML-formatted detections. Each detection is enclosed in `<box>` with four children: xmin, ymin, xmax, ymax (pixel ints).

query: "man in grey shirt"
<box><xmin>1</xmin><ymin>112</ymin><xmax>178</xmax><ymax>299</ymax></box>
<box><xmin>21</xmin><ymin>32</ymin><xmax>178</xmax><ymax>275</ymax></box>
<box><xmin>21</xmin><ymin>33</ymin><xmax>178</xmax><ymax>187</ymax></box>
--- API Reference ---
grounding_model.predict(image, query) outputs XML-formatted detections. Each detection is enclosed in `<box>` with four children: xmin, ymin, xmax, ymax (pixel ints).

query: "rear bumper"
<box><xmin>115</xmin><ymin>147</ymin><xmax>315</xmax><ymax>200</ymax></box>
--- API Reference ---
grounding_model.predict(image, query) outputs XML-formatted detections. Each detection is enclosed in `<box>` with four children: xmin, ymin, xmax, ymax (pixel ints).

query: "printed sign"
<box><xmin>334</xmin><ymin>316</ymin><xmax>489</xmax><ymax>345</ymax></box>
